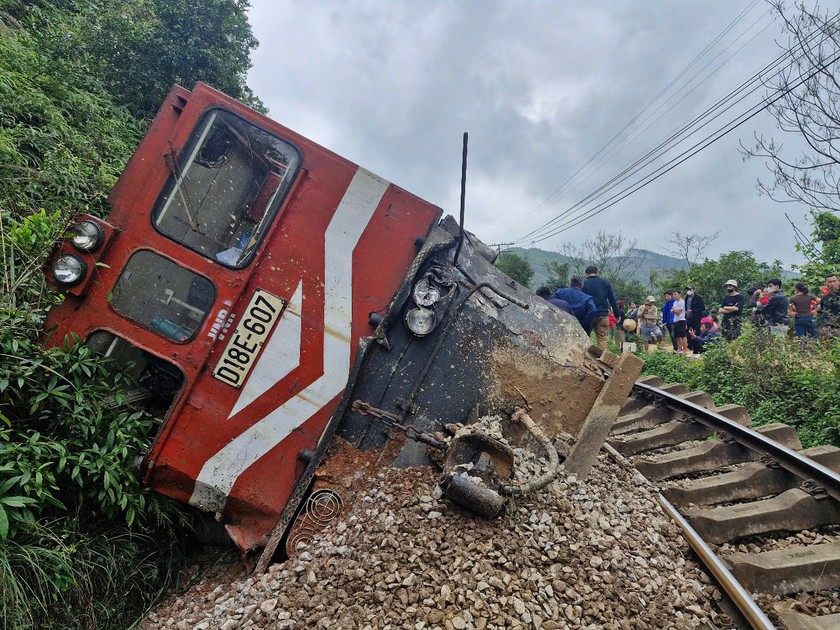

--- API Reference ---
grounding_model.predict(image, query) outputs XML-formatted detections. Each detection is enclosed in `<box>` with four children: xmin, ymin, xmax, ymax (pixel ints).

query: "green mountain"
<box><xmin>504</xmin><ymin>247</ymin><xmax>689</xmax><ymax>289</ymax></box>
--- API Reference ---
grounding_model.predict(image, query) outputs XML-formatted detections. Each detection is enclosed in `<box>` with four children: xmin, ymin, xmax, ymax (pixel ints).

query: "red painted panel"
<box><xmin>44</xmin><ymin>82</ymin><xmax>442</xmax><ymax>552</ymax></box>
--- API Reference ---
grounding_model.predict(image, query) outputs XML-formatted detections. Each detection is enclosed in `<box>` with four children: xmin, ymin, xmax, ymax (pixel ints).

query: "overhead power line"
<box><xmin>522</xmin><ymin>47</ymin><xmax>840</xmax><ymax>243</ymax></box>
<box><xmin>512</xmin><ymin>9</ymin><xmax>840</xmax><ymax>247</ymax></box>
<box><xmin>508</xmin><ymin>0</ymin><xmax>766</xmax><ymax>233</ymax></box>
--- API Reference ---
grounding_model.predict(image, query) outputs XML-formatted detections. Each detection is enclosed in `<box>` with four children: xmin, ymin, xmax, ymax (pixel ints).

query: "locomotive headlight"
<box><xmin>52</xmin><ymin>254</ymin><xmax>88</xmax><ymax>287</ymax></box>
<box><xmin>405</xmin><ymin>306</ymin><xmax>437</xmax><ymax>336</ymax></box>
<box><xmin>70</xmin><ymin>220</ymin><xmax>105</xmax><ymax>252</ymax></box>
<box><xmin>412</xmin><ymin>277</ymin><xmax>441</xmax><ymax>307</ymax></box>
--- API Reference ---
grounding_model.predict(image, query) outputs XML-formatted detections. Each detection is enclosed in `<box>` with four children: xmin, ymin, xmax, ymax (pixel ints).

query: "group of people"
<box><xmin>740</xmin><ymin>272</ymin><xmax>840</xmax><ymax>341</ymax></box>
<box><xmin>536</xmin><ymin>270</ymin><xmax>840</xmax><ymax>353</ymax></box>
<box><xmin>630</xmin><ymin>288</ymin><xmax>719</xmax><ymax>355</ymax></box>
<box><xmin>535</xmin><ymin>265</ymin><xmax>619</xmax><ymax>350</ymax></box>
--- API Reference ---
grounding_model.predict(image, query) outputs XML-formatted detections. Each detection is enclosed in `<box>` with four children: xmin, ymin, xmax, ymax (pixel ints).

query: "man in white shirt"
<box><xmin>671</xmin><ymin>289</ymin><xmax>688</xmax><ymax>354</ymax></box>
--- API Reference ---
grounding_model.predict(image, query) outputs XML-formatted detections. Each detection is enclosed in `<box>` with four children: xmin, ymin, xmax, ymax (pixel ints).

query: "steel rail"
<box><xmin>634</xmin><ymin>382</ymin><xmax>840</xmax><ymax>502</ymax></box>
<box><xmin>654</xmin><ymin>493</ymin><xmax>776</xmax><ymax>630</ymax></box>
<box><xmin>602</xmin><ymin>442</ymin><xmax>775</xmax><ymax>629</ymax></box>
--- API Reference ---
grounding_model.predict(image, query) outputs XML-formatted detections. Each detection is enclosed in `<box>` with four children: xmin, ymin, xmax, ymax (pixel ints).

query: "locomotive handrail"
<box><xmin>633</xmin><ymin>382</ymin><xmax>840</xmax><ymax>503</ymax></box>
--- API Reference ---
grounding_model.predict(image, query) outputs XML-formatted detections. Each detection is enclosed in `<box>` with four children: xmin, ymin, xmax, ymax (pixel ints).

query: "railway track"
<box><xmin>610</xmin><ymin>375</ymin><xmax>840</xmax><ymax>630</ymax></box>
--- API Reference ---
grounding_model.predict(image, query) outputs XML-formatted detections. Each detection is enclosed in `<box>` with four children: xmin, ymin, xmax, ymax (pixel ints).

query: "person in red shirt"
<box><xmin>789</xmin><ymin>281</ymin><xmax>818</xmax><ymax>339</ymax></box>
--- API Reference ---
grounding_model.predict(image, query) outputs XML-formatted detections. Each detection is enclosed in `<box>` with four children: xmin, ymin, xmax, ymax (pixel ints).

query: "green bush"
<box><xmin>641</xmin><ymin>330</ymin><xmax>840</xmax><ymax>448</ymax></box>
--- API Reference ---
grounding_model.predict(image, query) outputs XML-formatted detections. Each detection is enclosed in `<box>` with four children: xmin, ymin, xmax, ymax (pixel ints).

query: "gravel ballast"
<box><xmin>139</xmin><ymin>450</ymin><xmax>724</xmax><ymax>629</ymax></box>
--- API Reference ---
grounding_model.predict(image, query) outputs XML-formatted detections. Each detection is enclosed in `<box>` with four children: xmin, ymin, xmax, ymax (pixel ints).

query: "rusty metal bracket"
<box><xmin>352</xmin><ymin>400</ymin><xmax>446</xmax><ymax>450</ymax></box>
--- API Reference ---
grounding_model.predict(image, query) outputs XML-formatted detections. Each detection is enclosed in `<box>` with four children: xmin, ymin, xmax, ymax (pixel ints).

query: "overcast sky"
<box><xmin>246</xmin><ymin>0</ymin><xmax>840</xmax><ymax>268</ymax></box>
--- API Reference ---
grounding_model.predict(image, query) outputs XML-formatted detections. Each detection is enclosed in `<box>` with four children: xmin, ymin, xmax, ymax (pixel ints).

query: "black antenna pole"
<box><xmin>453</xmin><ymin>132</ymin><xmax>468</xmax><ymax>265</ymax></box>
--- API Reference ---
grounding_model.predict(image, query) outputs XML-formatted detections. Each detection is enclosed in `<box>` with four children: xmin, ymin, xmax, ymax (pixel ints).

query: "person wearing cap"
<box><xmin>718</xmin><ymin>279</ymin><xmax>743</xmax><ymax>341</ymax></box>
<box><xmin>684</xmin><ymin>285</ymin><xmax>705</xmax><ymax>340</ymax></box>
<box><xmin>638</xmin><ymin>296</ymin><xmax>663</xmax><ymax>351</ymax></box>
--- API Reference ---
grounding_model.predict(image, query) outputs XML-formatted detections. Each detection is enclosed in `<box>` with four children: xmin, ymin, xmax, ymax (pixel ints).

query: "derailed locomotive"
<box><xmin>43</xmin><ymin>83</ymin><xmax>630</xmax><ymax>568</ymax></box>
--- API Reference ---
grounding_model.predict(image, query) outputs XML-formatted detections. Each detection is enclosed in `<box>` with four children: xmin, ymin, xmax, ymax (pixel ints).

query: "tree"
<box><xmin>663</xmin><ymin>250</ymin><xmax>785</xmax><ymax>310</ymax></box>
<box><xmin>544</xmin><ymin>260</ymin><xmax>570</xmax><ymax>290</ymax></box>
<box><xmin>496</xmin><ymin>253</ymin><xmax>535</xmax><ymax>287</ymax></box>
<box><xmin>5</xmin><ymin>0</ymin><xmax>264</xmax><ymax>120</ymax></box>
<box><xmin>791</xmin><ymin>210</ymin><xmax>840</xmax><ymax>290</ymax></box>
<box><xmin>558</xmin><ymin>229</ymin><xmax>647</xmax><ymax>287</ymax></box>
<box><xmin>665</xmin><ymin>231</ymin><xmax>720</xmax><ymax>268</ymax></box>
<box><xmin>741</xmin><ymin>2</ymin><xmax>840</xmax><ymax>214</ymax></box>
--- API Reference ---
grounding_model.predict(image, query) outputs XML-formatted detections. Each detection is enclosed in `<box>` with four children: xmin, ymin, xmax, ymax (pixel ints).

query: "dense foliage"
<box><xmin>661</xmin><ymin>250</ymin><xmax>785</xmax><ymax>310</ymax></box>
<box><xmin>496</xmin><ymin>252</ymin><xmax>535</xmax><ymax>287</ymax></box>
<box><xmin>1</xmin><ymin>0</ymin><xmax>263</xmax><ymax>120</ymax></box>
<box><xmin>640</xmin><ymin>329</ymin><xmax>840</xmax><ymax>449</ymax></box>
<box><xmin>0</xmin><ymin>1</ymin><xmax>261</xmax><ymax>627</ymax></box>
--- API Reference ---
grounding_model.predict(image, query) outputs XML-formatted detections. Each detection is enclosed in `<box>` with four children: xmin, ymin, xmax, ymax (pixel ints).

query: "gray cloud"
<box><xmin>247</xmin><ymin>0</ymin><xmax>838</xmax><ymax>267</ymax></box>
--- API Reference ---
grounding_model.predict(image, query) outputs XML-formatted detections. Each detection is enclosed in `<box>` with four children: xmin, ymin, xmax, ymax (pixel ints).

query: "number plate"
<box><xmin>213</xmin><ymin>289</ymin><xmax>286</xmax><ymax>388</ymax></box>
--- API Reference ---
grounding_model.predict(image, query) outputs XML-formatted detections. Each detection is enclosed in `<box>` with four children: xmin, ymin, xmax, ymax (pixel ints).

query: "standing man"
<box><xmin>718</xmin><ymin>279</ymin><xmax>743</xmax><ymax>341</ymax></box>
<box><xmin>552</xmin><ymin>276</ymin><xmax>597</xmax><ymax>334</ymax></box>
<box><xmin>582</xmin><ymin>265</ymin><xmax>619</xmax><ymax>350</ymax></box>
<box><xmin>685</xmin><ymin>285</ymin><xmax>705</xmax><ymax>338</ymax></box>
<box><xmin>816</xmin><ymin>272</ymin><xmax>840</xmax><ymax>339</ymax></box>
<box><xmin>661</xmin><ymin>291</ymin><xmax>676</xmax><ymax>350</ymax></box>
<box><xmin>671</xmin><ymin>289</ymin><xmax>688</xmax><ymax>354</ymax></box>
<box><xmin>758</xmin><ymin>278</ymin><xmax>789</xmax><ymax>336</ymax></box>
<box><xmin>638</xmin><ymin>296</ymin><xmax>663</xmax><ymax>351</ymax></box>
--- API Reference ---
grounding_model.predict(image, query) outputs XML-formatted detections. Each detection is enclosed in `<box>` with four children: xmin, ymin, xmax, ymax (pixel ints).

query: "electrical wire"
<box><xmin>523</xmin><ymin>48</ymin><xmax>840</xmax><ymax>243</ymax></box>
<box><xmin>508</xmin><ymin>0</ymin><xmax>764</xmax><ymax>230</ymax></box>
<box><xmin>512</xmin><ymin>10</ymin><xmax>840</xmax><ymax>247</ymax></box>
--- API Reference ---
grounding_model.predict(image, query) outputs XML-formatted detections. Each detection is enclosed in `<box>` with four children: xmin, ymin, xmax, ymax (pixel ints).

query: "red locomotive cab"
<box><xmin>43</xmin><ymin>83</ymin><xmax>442</xmax><ymax>554</ymax></box>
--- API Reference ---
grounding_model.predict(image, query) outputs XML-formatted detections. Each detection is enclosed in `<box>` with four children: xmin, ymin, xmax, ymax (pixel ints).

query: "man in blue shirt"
<box><xmin>535</xmin><ymin>286</ymin><xmax>572</xmax><ymax>314</ymax></box>
<box><xmin>552</xmin><ymin>276</ymin><xmax>597</xmax><ymax>334</ymax></box>
<box><xmin>661</xmin><ymin>291</ymin><xmax>677</xmax><ymax>351</ymax></box>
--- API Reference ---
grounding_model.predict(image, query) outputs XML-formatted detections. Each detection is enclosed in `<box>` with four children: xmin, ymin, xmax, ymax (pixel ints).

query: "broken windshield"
<box><xmin>152</xmin><ymin>109</ymin><xmax>300</xmax><ymax>268</ymax></box>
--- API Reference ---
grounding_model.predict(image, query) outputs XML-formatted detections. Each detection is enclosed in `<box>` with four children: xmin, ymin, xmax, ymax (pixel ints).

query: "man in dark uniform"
<box><xmin>582</xmin><ymin>266</ymin><xmax>619</xmax><ymax>350</ymax></box>
<box><xmin>719</xmin><ymin>279</ymin><xmax>743</xmax><ymax>341</ymax></box>
<box><xmin>685</xmin><ymin>285</ymin><xmax>705</xmax><ymax>339</ymax></box>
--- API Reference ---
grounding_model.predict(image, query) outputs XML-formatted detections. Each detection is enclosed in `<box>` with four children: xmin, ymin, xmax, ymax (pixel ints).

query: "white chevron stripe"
<box><xmin>190</xmin><ymin>168</ymin><xmax>388</xmax><ymax>511</ymax></box>
<box><xmin>227</xmin><ymin>282</ymin><xmax>303</xmax><ymax>419</ymax></box>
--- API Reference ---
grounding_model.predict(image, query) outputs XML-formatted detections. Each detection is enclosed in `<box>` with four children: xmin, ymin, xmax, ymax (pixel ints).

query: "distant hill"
<box><xmin>504</xmin><ymin>247</ymin><xmax>689</xmax><ymax>288</ymax></box>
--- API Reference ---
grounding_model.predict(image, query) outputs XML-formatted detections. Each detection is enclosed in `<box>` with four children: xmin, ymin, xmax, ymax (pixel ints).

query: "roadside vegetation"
<box><xmin>639</xmin><ymin>329</ymin><xmax>840</xmax><ymax>449</ymax></box>
<box><xmin>0</xmin><ymin>2</ymin><xmax>260</xmax><ymax>628</ymax></box>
